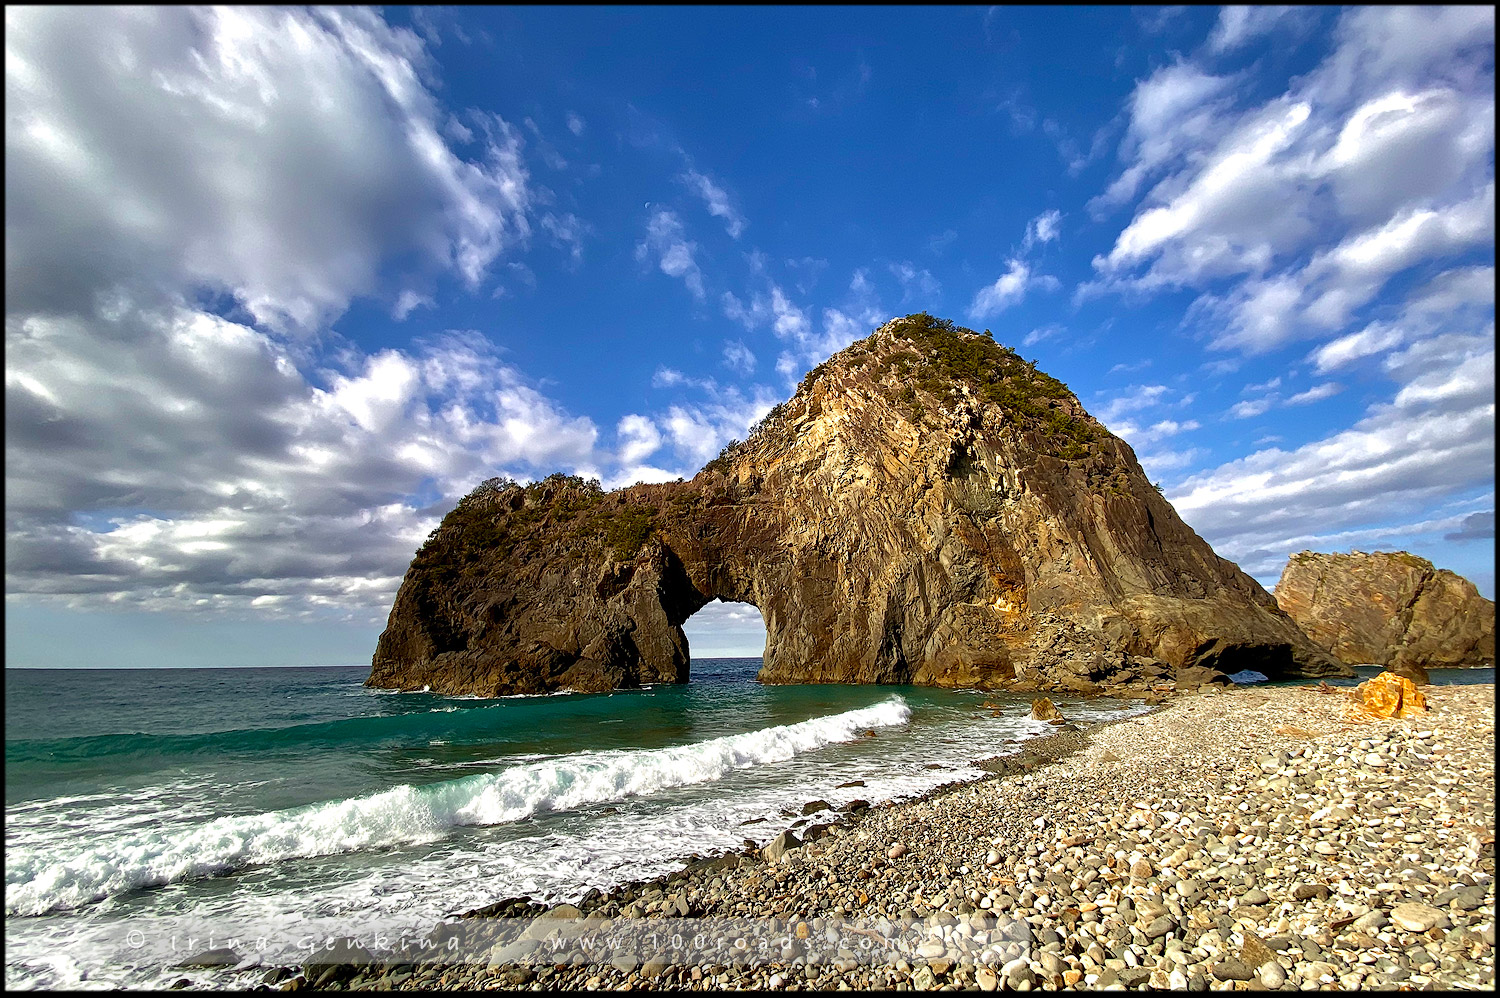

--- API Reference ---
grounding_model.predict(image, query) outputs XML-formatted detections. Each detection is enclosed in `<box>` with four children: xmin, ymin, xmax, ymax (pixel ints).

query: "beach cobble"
<box><xmin>284</xmin><ymin>682</ymin><xmax>1495</xmax><ymax>992</ymax></box>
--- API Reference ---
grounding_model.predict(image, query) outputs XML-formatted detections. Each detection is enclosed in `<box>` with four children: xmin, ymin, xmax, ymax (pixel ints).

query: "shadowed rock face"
<box><xmin>368</xmin><ymin>315</ymin><xmax>1349</xmax><ymax>696</ymax></box>
<box><xmin>1274</xmin><ymin>550</ymin><xmax>1496</xmax><ymax>671</ymax></box>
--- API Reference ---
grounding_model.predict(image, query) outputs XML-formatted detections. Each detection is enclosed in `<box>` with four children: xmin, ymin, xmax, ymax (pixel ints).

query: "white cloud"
<box><xmin>1092</xmin><ymin>62</ymin><xmax>1238</xmax><ymax>212</ymax></box>
<box><xmin>1308</xmin><ymin>323</ymin><xmax>1404</xmax><ymax>373</ymax></box>
<box><xmin>1320</xmin><ymin>87</ymin><xmax>1494</xmax><ymax>225</ymax></box>
<box><xmin>968</xmin><ymin>260</ymin><xmax>1058</xmax><ymax>320</ymax></box>
<box><xmin>1023</xmin><ymin>325</ymin><xmax>1064</xmax><ymax>347</ymax></box>
<box><xmin>652</xmin><ymin>367</ymin><xmax>689</xmax><ymax>388</ymax></box>
<box><xmin>0</xmin><ymin>7</ymin><xmax>636</xmax><ymax>620</ymax></box>
<box><xmin>1091</xmin><ymin>6</ymin><xmax>1494</xmax><ymax>369</ymax></box>
<box><xmin>5</xmin><ymin>6</ymin><xmax>534</xmax><ymax>331</ymax></box>
<box><xmin>722</xmin><ymin>339</ymin><xmax>757</xmax><ymax>376</ymax></box>
<box><xmin>1285</xmin><ymin>382</ymin><xmax>1343</xmax><ymax>406</ymax></box>
<box><xmin>1206</xmin><ymin>7</ymin><xmax>1308</xmax><ymax>54</ymax></box>
<box><xmin>1229</xmin><ymin>397</ymin><xmax>1274</xmax><ymax>419</ymax></box>
<box><xmin>726</xmin><ymin>274</ymin><xmax>881</xmax><ymax>383</ymax></box>
<box><xmin>616</xmin><ymin>414</ymin><xmax>663</xmax><ymax>466</ymax></box>
<box><xmin>566</xmin><ymin>111</ymin><xmax>585</xmax><ymax>136</ymax></box>
<box><xmin>1298</xmin><ymin>182</ymin><xmax>1494</xmax><ymax>330</ymax></box>
<box><xmin>1094</xmin><ymin>383</ymin><xmax>1171</xmax><ymax>424</ymax></box>
<box><xmin>659</xmin><ymin>387</ymin><xmax>780</xmax><ymax>469</ymax></box>
<box><xmin>1096</xmin><ymin>98</ymin><xmax>1315</xmax><ymax>289</ymax></box>
<box><xmin>540</xmin><ymin>212</ymin><xmax>589</xmax><ymax>265</ymax></box>
<box><xmin>1138</xmin><ymin>447</ymin><xmax>1207</xmax><ymax>477</ymax></box>
<box><xmin>680</xmin><ymin>169</ymin><xmax>746</xmax><ymax>239</ymax></box>
<box><xmin>1309</xmin><ymin>265</ymin><xmax>1495</xmax><ymax>372</ymax></box>
<box><xmin>1308</xmin><ymin>6</ymin><xmax>1495</xmax><ymax>108</ymax></box>
<box><xmin>1105</xmin><ymin>417</ymin><xmax>1200</xmax><ymax>449</ymax></box>
<box><xmin>635</xmin><ymin>208</ymin><xmax>705</xmax><ymax>300</ymax></box>
<box><xmin>5</xmin><ymin>314</ymin><xmax>603</xmax><ymax>616</ymax></box>
<box><xmin>889</xmin><ymin>261</ymin><xmax>940</xmax><ymax>302</ymax></box>
<box><xmin>1170</xmin><ymin>315</ymin><xmax>1495</xmax><ymax>583</ymax></box>
<box><xmin>770</xmin><ymin>286</ymin><xmax>811</xmax><ymax>341</ymax></box>
<box><xmin>1022</xmin><ymin>209</ymin><xmax>1062</xmax><ymax>250</ymax></box>
<box><xmin>392</xmin><ymin>290</ymin><xmax>434</xmax><ymax>321</ymax></box>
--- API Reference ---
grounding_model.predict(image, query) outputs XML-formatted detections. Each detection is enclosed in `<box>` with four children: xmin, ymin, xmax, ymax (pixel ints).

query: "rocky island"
<box><xmin>368</xmin><ymin>314</ymin><xmax>1349</xmax><ymax>697</ymax></box>
<box><xmin>1274</xmin><ymin>550</ymin><xmax>1496</xmax><ymax>678</ymax></box>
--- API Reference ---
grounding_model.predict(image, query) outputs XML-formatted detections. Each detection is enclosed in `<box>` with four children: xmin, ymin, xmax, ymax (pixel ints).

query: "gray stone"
<box><xmin>763</xmin><ymin>830</ymin><xmax>803</xmax><ymax>864</ymax></box>
<box><xmin>1211</xmin><ymin>958</ymin><xmax>1256</xmax><ymax>981</ymax></box>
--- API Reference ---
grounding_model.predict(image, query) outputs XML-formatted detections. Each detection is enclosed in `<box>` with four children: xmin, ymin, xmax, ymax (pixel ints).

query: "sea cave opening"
<box><xmin>681</xmin><ymin>599</ymin><xmax>766</xmax><ymax>682</ymax></box>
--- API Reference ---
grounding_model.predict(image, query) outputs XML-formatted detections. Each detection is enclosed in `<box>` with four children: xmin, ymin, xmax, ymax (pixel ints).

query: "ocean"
<box><xmin>4</xmin><ymin>659</ymin><xmax>1144</xmax><ymax>989</ymax></box>
<box><xmin>5</xmin><ymin>661</ymin><xmax>1487</xmax><ymax>989</ymax></box>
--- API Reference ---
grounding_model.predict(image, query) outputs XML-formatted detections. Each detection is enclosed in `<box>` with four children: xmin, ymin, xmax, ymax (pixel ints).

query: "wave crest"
<box><xmin>5</xmin><ymin>697</ymin><xmax>909</xmax><ymax>916</ymax></box>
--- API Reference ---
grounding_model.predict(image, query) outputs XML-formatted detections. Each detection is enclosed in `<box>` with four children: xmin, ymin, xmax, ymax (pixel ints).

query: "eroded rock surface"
<box><xmin>369</xmin><ymin>315</ymin><xmax>1348</xmax><ymax>696</ymax></box>
<box><xmin>1274</xmin><ymin>550</ymin><xmax>1496</xmax><ymax>673</ymax></box>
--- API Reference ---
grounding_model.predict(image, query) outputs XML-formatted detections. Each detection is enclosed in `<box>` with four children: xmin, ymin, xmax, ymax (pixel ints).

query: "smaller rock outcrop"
<box><xmin>1350</xmin><ymin>671</ymin><xmax>1427</xmax><ymax>719</ymax></box>
<box><xmin>1273</xmin><ymin>550</ymin><xmax>1495</xmax><ymax>675</ymax></box>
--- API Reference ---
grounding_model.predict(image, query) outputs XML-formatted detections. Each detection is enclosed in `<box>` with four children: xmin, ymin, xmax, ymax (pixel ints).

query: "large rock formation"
<box><xmin>1274</xmin><ymin>550</ymin><xmax>1495</xmax><ymax>671</ymax></box>
<box><xmin>368</xmin><ymin>314</ymin><xmax>1349</xmax><ymax>696</ymax></box>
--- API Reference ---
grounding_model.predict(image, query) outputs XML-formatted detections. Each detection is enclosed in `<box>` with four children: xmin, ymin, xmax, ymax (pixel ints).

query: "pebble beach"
<box><xmin>274</xmin><ymin>680</ymin><xmax>1495</xmax><ymax>992</ymax></box>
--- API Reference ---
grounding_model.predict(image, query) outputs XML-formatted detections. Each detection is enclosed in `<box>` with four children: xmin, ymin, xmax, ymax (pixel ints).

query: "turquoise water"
<box><xmin>4</xmin><ymin>660</ymin><xmax>1148</xmax><ymax>990</ymax></box>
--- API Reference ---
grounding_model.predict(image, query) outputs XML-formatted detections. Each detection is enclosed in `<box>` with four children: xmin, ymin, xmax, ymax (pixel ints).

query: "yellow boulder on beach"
<box><xmin>1351</xmin><ymin>671</ymin><xmax>1428</xmax><ymax>718</ymax></box>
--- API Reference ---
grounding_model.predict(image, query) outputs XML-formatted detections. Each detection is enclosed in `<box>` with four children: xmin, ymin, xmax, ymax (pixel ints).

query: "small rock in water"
<box><xmin>1030</xmin><ymin>698</ymin><xmax>1064</xmax><ymax>722</ymax></box>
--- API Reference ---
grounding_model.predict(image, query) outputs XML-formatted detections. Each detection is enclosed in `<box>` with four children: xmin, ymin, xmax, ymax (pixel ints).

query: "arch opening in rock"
<box><xmin>681</xmin><ymin>599</ymin><xmax>766</xmax><ymax>669</ymax></box>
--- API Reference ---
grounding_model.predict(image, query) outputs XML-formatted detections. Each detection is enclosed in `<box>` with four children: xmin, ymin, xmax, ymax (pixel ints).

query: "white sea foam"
<box><xmin>5</xmin><ymin>698</ymin><xmax>910</xmax><ymax>916</ymax></box>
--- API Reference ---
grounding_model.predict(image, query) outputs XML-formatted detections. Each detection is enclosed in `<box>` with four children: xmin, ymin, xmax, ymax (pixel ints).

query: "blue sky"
<box><xmin>5</xmin><ymin>6</ymin><xmax>1494</xmax><ymax>668</ymax></box>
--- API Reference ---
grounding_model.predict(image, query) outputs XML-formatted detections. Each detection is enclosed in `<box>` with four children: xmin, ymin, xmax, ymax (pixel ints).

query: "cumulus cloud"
<box><xmin>3</xmin><ymin>7</ymin><xmax>618</xmax><ymax>620</ymax></box>
<box><xmin>1309</xmin><ymin>265</ymin><xmax>1495</xmax><ymax>372</ymax></box>
<box><xmin>968</xmin><ymin>260</ymin><xmax>1058</xmax><ymax>320</ymax></box>
<box><xmin>1089</xmin><ymin>6</ymin><xmax>1494</xmax><ymax>358</ymax></box>
<box><xmin>1090</xmin><ymin>62</ymin><xmax>1238</xmax><ymax>214</ymax></box>
<box><xmin>5</xmin><ymin>318</ymin><xmax>602</xmax><ymax>617</ymax></box>
<box><xmin>658</xmin><ymin>387</ymin><xmax>780</xmax><ymax>471</ymax></box>
<box><xmin>1023</xmin><ymin>325</ymin><xmax>1064</xmax><ymax>347</ymax></box>
<box><xmin>1444</xmin><ymin>510</ymin><xmax>1495</xmax><ymax>542</ymax></box>
<box><xmin>393</xmin><ymin>291</ymin><xmax>435</xmax><ymax>321</ymax></box>
<box><xmin>7</xmin><ymin>7</ymin><xmax>534</xmax><ymax>332</ymax></box>
<box><xmin>635</xmin><ymin>208</ymin><xmax>706</xmax><ymax>299</ymax></box>
<box><xmin>1081</xmin><ymin>5</ymin><xmax>1495</xmax><ymax>584</ymax></box>
<box><xmin>1170</xmin><ymin>329</ymin><xmax>1495</xmax><ymax>582</ymax></box>
<box><xmin>540</xmin><ymin>212</ymin><xmax>589</xmax><ymax>265</ymax></box>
